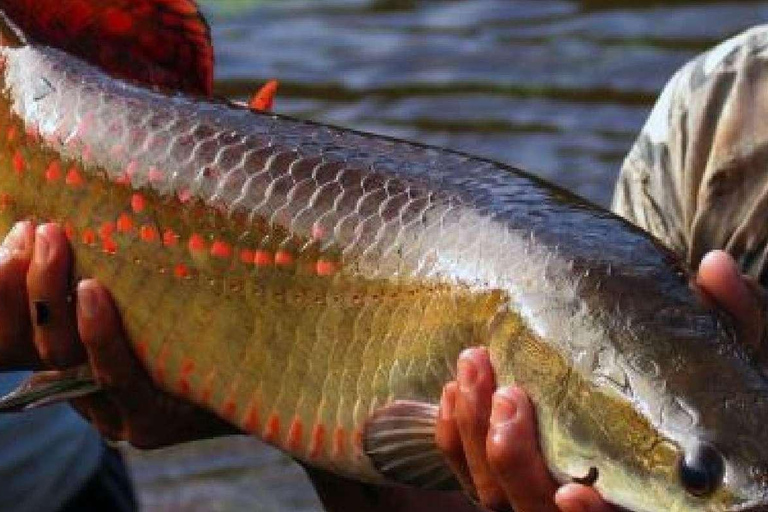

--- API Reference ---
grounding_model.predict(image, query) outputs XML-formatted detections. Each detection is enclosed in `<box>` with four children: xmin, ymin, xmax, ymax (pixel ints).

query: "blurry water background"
<box><xmin>123</xmin><ymin>0</ymin><xmax>768</xmax><ymax>510</ymax></box>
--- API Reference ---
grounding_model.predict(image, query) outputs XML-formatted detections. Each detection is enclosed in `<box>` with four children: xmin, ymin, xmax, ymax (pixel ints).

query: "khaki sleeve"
<box><xmin>612</xmin><ymin>25</ymin><xmax>768</xmax><ymax>286</ymax></box>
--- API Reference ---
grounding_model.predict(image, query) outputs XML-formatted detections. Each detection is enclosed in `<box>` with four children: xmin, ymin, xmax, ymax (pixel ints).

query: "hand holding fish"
<box><xmin>435</xmin><ymin>347</ymin><xmax>614</xmax><ymax>512</ymax></box>
<box><xmin>0</xmin><ymin>221</ymin><xmax>238</xmax><ymax>447</ymax></box>
<box><xmin>429</xmin><ymin>248</ymin><xmax>767</xmax><ymax>512</ymax></box>
<box><xmin>0</xmin><ymin>220</ymin><xmax>762</xmax><ymax>512</ymax></box>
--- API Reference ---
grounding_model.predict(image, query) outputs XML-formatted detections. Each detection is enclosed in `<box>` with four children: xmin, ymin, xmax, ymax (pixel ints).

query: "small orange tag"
<box><xmin>249</xmin><ymin>80</ymin><xmax>279</xmax><ymax>112</ymax></box>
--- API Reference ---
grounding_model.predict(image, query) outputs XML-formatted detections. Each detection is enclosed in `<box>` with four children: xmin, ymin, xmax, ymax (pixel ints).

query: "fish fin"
<box><xmin>364</xmin><ymin>400</ymin><xmax>461</xmax><ymax>490</ymax></box>
<box><xmin>0</xmin><ymin>364</ymin><xmax>101</xmax><ymax>412</ymax></box>
<box><xmin>0</xmin><ymin>0</ymin><xmax>214</xmax><ymax>95</ymax></box>
<box><xmin>249</xmin><ymin>80</ymin><xmax>279</xmax><ymax>112</ymax></box>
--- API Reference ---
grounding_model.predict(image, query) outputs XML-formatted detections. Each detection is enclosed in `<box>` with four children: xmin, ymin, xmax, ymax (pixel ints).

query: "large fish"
<box><xmin>0</xmin><ymin>1</ymin><xmax>765</xmax><ymax>511</ymax></box>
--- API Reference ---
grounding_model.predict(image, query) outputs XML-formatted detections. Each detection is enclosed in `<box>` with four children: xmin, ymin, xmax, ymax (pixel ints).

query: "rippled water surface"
<box><xmin>125</xmin><ymin>1</ymin><xmax>768</xmax><ymax>510</ymax></box>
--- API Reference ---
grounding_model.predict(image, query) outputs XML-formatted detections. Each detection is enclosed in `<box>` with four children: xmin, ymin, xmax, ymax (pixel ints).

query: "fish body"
<box><xmin>0</xmin><ymin>4</ymin><xmax>767</xmax><ymax>512</ymax></box>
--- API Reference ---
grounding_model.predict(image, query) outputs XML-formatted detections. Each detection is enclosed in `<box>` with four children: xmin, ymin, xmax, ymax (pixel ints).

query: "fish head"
<box><xmin>587</xmin><ymin>298</ymin><xmax>768</xmax><ymax>512</ymax></box>
<box><xmin>666</xmin><ymin>362</ymin><xmax>768</xmax><ymax>512</ymax></box>
<box><xmin>527</xmin><ymin>267</ymin><xmax>768</xmax><ymax>512</ymax></box>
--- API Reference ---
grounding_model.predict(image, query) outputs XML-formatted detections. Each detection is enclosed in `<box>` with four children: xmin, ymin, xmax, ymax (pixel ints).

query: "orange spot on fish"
<box><xmin>163</xmin><ymin>229</ymin><xmax>179</xmax><ymax>247</ymax></box>
<box><xmin>210</xmin><ymin>240</ymin><xmax>232</xmax><ymax>259</ymax></box>
<box><xmin>140</xmin><ymin>225</ymin><xmax>158</xmax><ymax>243</ymax></box>
<box><xmin>188</xmin><ymin>233</ymin><xmax>206</xmax><ymax>252</ymax></box>
<box><xmin>63</xmin><ymin>222</ymin><xmax>75</xmax><ymax>241</ymax></box>
<box><xmin>316</xmin><ymin>260</ymin><xmax>337</xmax><ymax>276</ymax></box>
<box><xmin>275</xmin><ymin>250</ymin><xmax>293</xmax><ymax>266</ymax></box>
<box><xmin>287</xmin><ymin>417</ymin><xmax>303</xmax><ymax>451</ymax></box>
<box><xmin>332</xmin><ymin>427</ymin><xmax>346</xmax><ymax>459</ymax></box>
<box><xmin>12</xmin><ymin>151</ymin><xmax>24</xmax><ymax>175</ymax></box>
<box><xmin>155</xmin><ymin>344</ymin><xmax>170</xmax><ymax>386</ymax></box>
<box><xmin>222</xmin><ymin>399</ymin><xmax>237</xmax><ymax>421</ymax></box>
<box><xmin>239</xmin><ymin>249</ymin><xmax>255</xmax><ymax>265</ymax></box>
<box><xmin>6</xmin><ymin>126</ymin><xmax>17</xmax><ymax>144</ymax></box>
<box><xmin>65</xmin><ymin>167</ymin><xmax>84</xmax><ymax>187</ymax></box>
<box><xmin>174</xmin><ymin>263</ymin><xmax>190</xmax><ymax>278</ymax></box>
<box><xmin>254</xmin><ymin>250</ymin><xmax>273</xmax><ymax>266</ymax></box>
<box><xmin>81</xmin><ymin>228</ymin><xmax>96</xmax><ymax>245</ymax></box>
<box><xmin>135</xmin><ymin>341</ymin><xmax>149</xmax><ymax>362</ymax></box>
<box><xmin>179</xmin><ymin>359</ymin><xmax>195</xmax><ymax>396</ymax></box>
<box><xmin>45</xmin><ymin>161</ymin><xmax>62</xmax><ymax>182</ymax></box>
<box><xmin>264</xmin><ymin>413</ymin><xmax>281</xmax><ymax>444</ymax></box>
<box><xmin>245</xmin><ymin>400</ymin><xmax>261</xmax><ymax>433</ymax></box>
<box><xmin>309</xmin><ymin>424</ymin><xmax>326</xmax><ymax>459</ymax></box>
<box><xmin>131</xmin><ymin>193</ymin><xmax>146</xmax><ymax>213</ymax></box>
<box><xmin>99</xmin><ymin>222</ymin><xmax>115</xmax><ymax>240</ymax></box>
<box><xmin>101</xmin><ymin>237</ymin><xmax>117</xmax><ymax>254</ymax></box>
<box><xmin>352</xmin><ymin>429</ymin><xmax>364</xmax><ymax>455</ymax></box>
<box><xmin>116</xmin><ymin>213</ymin><xmax>134</xmax><ymax>233</ymax></box>
<box><xmin>99</xmin><ymin>223</ymin><xmax>116</xmax><ymax>253</ymax></box>
<box><xmin>199</xmin><ymin>371</ymin><xmax>216</xmax><ymax>405</ymax></box>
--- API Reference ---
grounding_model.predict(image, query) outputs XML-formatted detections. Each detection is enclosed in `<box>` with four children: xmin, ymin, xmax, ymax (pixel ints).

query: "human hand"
<box><xmin>0</xmin><ymin>221</ymin><xmax>238</xmax><ymax>447</ymax></box>
<box><xmin>435</xmin><ymin>348</ymin><xmax>614</xmax><ymax>512</ymax></box>
<box><xmin>434</xmin><ymin>249</ymin><xmax>766</xmax><ymax>512</ymax></box>
<box><xmin>696</xmin><ymin>250</ymin><xmax>766</xmax><ymax>355</ymax></box>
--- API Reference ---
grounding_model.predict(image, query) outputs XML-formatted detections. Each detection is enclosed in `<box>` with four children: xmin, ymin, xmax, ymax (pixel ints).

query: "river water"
<box><xmin>124</xmin><ymin>1</ymin><xmax>768</xmax><ymax>510</ymax></box>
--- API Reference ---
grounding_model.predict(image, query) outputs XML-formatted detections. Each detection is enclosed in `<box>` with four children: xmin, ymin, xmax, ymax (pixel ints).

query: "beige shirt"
<box><xmin>613</xmin><ymin>25</ymin><xmax>768</xmax><ymax>286</ymax></box>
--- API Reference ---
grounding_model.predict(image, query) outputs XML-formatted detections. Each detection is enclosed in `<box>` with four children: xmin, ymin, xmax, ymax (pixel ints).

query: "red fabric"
<box><xmin>0</xmin><ymin>0</ymin><xmax>213</xmax><ymax>96</ymax></box>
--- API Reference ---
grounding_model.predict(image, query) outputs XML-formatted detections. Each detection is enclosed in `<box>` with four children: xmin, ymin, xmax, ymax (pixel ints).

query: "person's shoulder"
<box><xmin>696</xmin><ymin>25</ymin><xmax>768</xmax><ymax>77</ymax></box>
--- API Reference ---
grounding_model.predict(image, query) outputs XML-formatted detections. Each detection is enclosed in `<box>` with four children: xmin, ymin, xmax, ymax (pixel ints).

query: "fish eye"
<box><xmin>679</xmin><ymin>443</ymin><xmax>725</xmax><ymax>497</ymax></box>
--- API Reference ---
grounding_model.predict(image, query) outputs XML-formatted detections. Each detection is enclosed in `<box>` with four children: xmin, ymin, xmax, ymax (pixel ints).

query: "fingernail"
<box><xmin>457</xmin><ymin>356</ymin><xmax>477</xmax><ymax>392</ymax></box>
<box><xmin>5</xmin><ymin>222</ymin><xmax>29</xmax><ymax>254</ymax></box>
<box><xmin>78</xmin><ymin>284</ymin><xmax>100</xmax><ymax>320</ymax></box>
<box><xmin>440</xmin><ymin>384</ymin><xmax>455</xmax><ymax>421</ymax></box>
<box><xmin>33</xmin><ymin>300</ymin><xmax>50</xmax><ymax>326</ymax></box>
<box><xmin>701</xmin><ymin>250</ymin><xmax>740</xmax><ymax>279</ymax></box>
<box><xmin>490</xmin><ymin>386</ymin><xmax>519</xmax><ymax>427</ymax></box>
<box><xmin>34</xmin><ymin>226</ymin><xmax>50</xmax><ymax>266</ymax></box>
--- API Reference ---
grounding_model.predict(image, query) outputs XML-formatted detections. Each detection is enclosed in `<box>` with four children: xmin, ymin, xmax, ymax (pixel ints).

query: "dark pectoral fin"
<box><xmin>364</xmin><ymin>400</ymin><xmax>461</xmax><ymax>491</ymax></box>
<box><xmin>0</xmin><ymin>0</ymin><xmax>213</xmax><ymax>95</ymax></box>
<box><xmin>0</xmin><ymin>365</ymin><xmax>100</xmax><ymax>412</ymax></box>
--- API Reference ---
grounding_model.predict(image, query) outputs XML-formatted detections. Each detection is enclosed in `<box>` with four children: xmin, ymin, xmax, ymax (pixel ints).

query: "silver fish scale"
<box><xmin>7</xmin><ymin>45</ymin><xmax>475</xmax><ymax>281</ymax></box>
